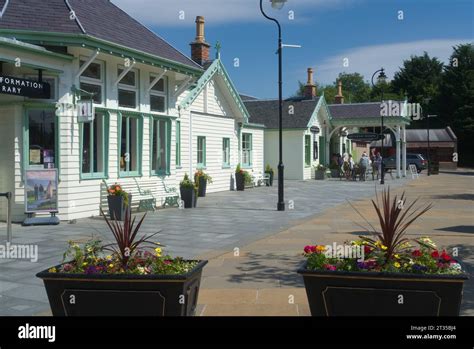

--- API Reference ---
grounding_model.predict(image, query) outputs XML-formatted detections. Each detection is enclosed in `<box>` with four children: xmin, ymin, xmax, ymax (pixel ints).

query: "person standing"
<box><xmin>359</xmin><ymin>152</ymin><xmax>369</xmax><ymax>181</ymax></box>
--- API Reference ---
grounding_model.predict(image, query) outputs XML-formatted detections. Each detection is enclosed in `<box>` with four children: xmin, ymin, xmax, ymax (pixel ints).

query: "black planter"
<box><xmin>235</xmin><ymin>172</ymin><xmax>245</xmax><ymax>191</ymax></box>
<box><xmin>315</xmin><ymin>170</ymin><xmax>325</xmax><ymax>180</ymax></box>
<box><xmin>197</xmin><ymin>177</ymin><xmax>207</xmax><ymax>197</ymax></box>
<box><xmin>36</xmin><ymin>260</ymin><xmax>207</xmax><ymax>316</ymax></box>
<box><xmin>107</xmin><ymin>194</ymin><xmax>131</xmax><ymax>221</ymax></box>
<box><xmin>180</xmin><ymin>187</ymin><xmax>195</xmax><ymax>208</ymax></box>
<box><xmin>265</xmin><ymin>171</ymin><xmax>274</xmax><ymax>186</ymax></box>
<box><xmin>298</xmin><ymin>261</ymin><xmax>468</xmax><ymax>316</ymax></box>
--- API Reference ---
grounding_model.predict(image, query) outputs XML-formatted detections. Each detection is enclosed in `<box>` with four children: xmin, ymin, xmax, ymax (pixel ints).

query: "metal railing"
<box><xmin>0</xmin><ymin>192</ymin><xmax>12</xmax><ymax>243</ymax></box>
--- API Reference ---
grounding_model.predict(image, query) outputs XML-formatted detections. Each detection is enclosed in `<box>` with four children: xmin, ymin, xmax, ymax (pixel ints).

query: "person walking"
<box><xmin>359</xmin><ymin>152</ymin><xmax>369</xmax><ymax>181</ymax></box>
<box><xmin>348</xmin><ymin>154</ymin><xmax>356</xmax><ymax>181</ymax></box>
<box><xmin>374</xmin><ymin>152</ymin><xmax>382</xmax><ymax>180</ymax></box>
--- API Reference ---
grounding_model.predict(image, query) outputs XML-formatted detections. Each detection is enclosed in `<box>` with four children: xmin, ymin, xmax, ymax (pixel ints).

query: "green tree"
<box><xmin>438</xmin><ymin>44</ymin><xmax>474</xmax><ymax>165</ymax></box>
<box><xmin>335</xmin><ymin>72</ymin><xmax>371</xmax><ymax>103</ymax></box>
<box><xmin>392</xmin><ymin>52</ymin><xmax>444</xmax><ymax>115</ymax></box>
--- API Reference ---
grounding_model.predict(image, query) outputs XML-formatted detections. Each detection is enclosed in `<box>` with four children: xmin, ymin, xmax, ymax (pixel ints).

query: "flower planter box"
<box><xmin>197</xmin><ymin>176</ymin><xmax>207</xmax><ymax>197</ymax></box>
<box><xmin>36</xmin><ymin>260</ymin><xmax>207</xmax><ymax>316</ymax></box>
<box><xmin>180</xmin><ymin>187</ymin><xmax>195</xmax><ymax>208</ymax></box>
<box><xmin>315</xmin><ymin>170</ymin><xmax>325</xmax><ymax>180</ymax></box>
<box><xmin>107</xmin><ymin>194</ymin><xmax>131</xmax><ymax>221</ymax></box>
<box><xmin>235</xmin><ymin>172</ymin><xmax>245</xmax><ymax>191</ymax></box>
<box><xmin>297</xmin><ymin>261</ymin><xmax>468</xmax><ymax>316</ymax></box>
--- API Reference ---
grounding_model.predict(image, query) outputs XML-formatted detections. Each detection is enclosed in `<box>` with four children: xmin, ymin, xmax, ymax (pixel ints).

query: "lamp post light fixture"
<box><xmin>371</xmin><ymin>67</ymin><xmax>387</xmax><ymax>184</ymax></box>
<box><xmin>260</xmin><ymin>0</ymin><xmax>287</xmax><ymax>211</ymax></box>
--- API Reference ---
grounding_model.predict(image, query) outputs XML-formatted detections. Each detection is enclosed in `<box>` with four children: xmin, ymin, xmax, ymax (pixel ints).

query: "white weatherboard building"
<box><xmin>0</xmin><ymin>0</ymin><xmax>264</xmax><ymax>222</ymax></box>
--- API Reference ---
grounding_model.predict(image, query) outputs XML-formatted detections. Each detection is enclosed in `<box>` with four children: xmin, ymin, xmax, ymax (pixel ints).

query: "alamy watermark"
<box><xmin>0</xmin><ymin>242</ymin><xmax>38</xmax><ymax>262</ymax></box>
<box><xmin>324</xmin><ymin>242</ymin><xmax>364</xmax><ymax>262</ymax></box>
<box><xmin>380</xmin><ymin>100</ymin><xmax>422</xmax><ymax>120</ymax></box>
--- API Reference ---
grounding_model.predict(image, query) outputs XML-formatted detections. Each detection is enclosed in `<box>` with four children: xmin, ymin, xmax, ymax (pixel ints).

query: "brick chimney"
<box><xmin>334</xmin><ymin>80</ymin><xmax>344</xmax><ymax>104</ymax></box>
<box><xmin>303</xmin><ymin>68</ymin><xmax>317</xmax><ymax>99</ymax></box>
<box><xmin>190</xmin><ymin>16</ymin><xmax>211</xmax><ymax>66</ymax></box>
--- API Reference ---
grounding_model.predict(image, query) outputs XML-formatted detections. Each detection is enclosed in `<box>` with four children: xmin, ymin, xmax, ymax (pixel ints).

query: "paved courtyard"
<box><xmin>0</xmin><ymin>171</ymin><xmax>472</xmax><ymax>316</ymax></box>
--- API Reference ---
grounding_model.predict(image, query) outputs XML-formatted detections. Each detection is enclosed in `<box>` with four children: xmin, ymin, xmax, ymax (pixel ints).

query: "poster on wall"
<box><xmin>77</xmin><ymin>99</ymin><xmax>95</xmax><ymax>123</ymax></box>
<box><xmin>24</xmin><ymin>169</ymin><xmax>59</xmax><ymax>213</ymax></box>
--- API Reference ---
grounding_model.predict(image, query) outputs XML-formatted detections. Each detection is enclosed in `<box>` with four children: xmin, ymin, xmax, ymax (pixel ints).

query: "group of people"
<box><xmin>332</xmin><ymin>150</ymin><xmax>383</xmax><ymax>181</ymax></box>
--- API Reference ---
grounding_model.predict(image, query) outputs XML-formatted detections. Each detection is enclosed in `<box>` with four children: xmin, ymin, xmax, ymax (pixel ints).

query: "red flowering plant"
<box><xmin>235</xmin><ymin>163</ymin><xmax>252</xmax><ymax>184</ymax></box>
<box><xmin>304</xmin><ymin>188</ymin><xmax>464</xmax><ymax>275</ymax></box>
<box><xmin>47</xmin><ymin>209</ymin><xmax>197</xmax><ymax>275</ymax></box>
<box><xmin>107</xmin><ymin>183</ymin><xmax>129</xmax><ymax>206</ymax></box>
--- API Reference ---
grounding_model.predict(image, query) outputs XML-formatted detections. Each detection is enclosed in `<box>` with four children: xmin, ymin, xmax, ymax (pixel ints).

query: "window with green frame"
<box><xmin>176</xmin><ymin>120</ymin><xmax>181</xmax><ymax>167</ymax></box>
<box><xmin>151</xmin><ymin>118</ymin><xmax>171</xmax><ymax>175</ymax></box>
<box><xmin>26</xmin><ymin>108</ymin><xmax>58</xmax><ymax>169</ymax></box>
<box><xmin>119</xmin><ymin>114</ymin><xmax>142</xmax><ymax>176</ymax></box>
<box><xmin>222</xmin><ymin>138</ymin><xmax>230</xmax><ymax>167</ymax></box>
<box><xmin>242</xmin><ymin>133</ymin><xmax>252</xmax><ymax>167</ymax></box>
<box><xmin>305</xmin><ymin>135</ymin><xmax>311</xmax><ymax>167</ymax></box>
<box><xmin>197</xmin><ymin>136</ymin><xmax>206</xmax><ymax>168</ymax></box>
<box><xmin>81</xmin><ymin>112</ymin><xmax>108</xmax><ymax>178</ymax></box>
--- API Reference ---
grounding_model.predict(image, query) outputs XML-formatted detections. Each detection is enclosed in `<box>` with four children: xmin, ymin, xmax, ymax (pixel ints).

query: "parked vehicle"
<box><xmin>383</xmin><ymin>153</ymin><xmax>427</xmax><ymax>173</ymax></box>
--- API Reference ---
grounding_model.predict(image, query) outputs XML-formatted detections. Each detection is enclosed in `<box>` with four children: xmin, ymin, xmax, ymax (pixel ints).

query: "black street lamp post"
<box><xmin>426</xmin><ymin>114</ymin><xmax>437</xmax><ymax>176</ymax></box>
<box><xmin>371</xmin><ymin>68</ymin><xmax>387</xmax><ymax>184</ymax></box>
<box><xmin>260</xmin><ymin>0</ymin><xmax>287</xmax><ymax>211</ymax></box>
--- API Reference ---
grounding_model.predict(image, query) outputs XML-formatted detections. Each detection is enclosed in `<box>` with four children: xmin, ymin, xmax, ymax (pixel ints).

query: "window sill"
<box><xmin>196</xmin><ymin>165</ymin><xmax>207</xmax><ymax>170</ymax></box>
<box><xmin>80</xmin><ymin>173</ymin><xmax>107</xmax><ymax>180</ymax></box>
<box><xmin>119</xmin><ymin>172</ymin><xmax>141</xmax><ymax>178</ymax></box>
<box><xmin>222</xmin><ymin>165</ymin><xmax>231</xmax><ymax>169</ymax></box>
<box><xmin>151</xmin><ymin>171</ymin><xmax>171</xmax><ymax>177</ymax></box>
<box><xmin>242</xmin><ymin>165</ymin><xmax>252</xmax><ymax>169</ymax></box>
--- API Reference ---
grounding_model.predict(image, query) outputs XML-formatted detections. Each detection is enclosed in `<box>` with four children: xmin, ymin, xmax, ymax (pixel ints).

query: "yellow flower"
<box><xmin>108</xmin><ymin>264</ymin><xmax>114</xmax><ymax>268</ymax></box>
<box><xmin>381</xmin><ymin>245</ymin><xmax>388</xmax><ymax>251</ymax></box>
<box><xmin>82</xmin><ymin>262</ymin><xmax>88</xmax><ymax>266</ymax></box>
<box><xmin>394</xmin><ymin>262</ymin><xmax>401</xmax><ymax>268</ymax></box>
<box><xmin>394</xmin><ymin>254</ymin><xmax>400</xmax><ymax>259</ymax></box>
<box><xmin>315</xmin><ymin>245</ymin><xmax>326</xmax><ymax>252</ymax></box>
<box><xmin>106</xmin><ymin>255</ymin><xmax>112</xmax><ymax>261</ymax></box>
<box><xmin>48</xmin><ymin>267</ymin><xmax>57</xmax><ymax>273</ymax></box>
<box><xmin>155</xmin><ymin>247</ymin><xmax>162</xmax><ymax>256</ymax></box>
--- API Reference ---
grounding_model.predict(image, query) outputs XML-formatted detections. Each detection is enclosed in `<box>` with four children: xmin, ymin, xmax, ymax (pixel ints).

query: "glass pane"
<box><xmin>93</xmin><ymin>114</ymin><xmax>104</xmax><ymax>173</ymax></box>
<box><xmin>150</xmin><ymin>95</ymin><xmax>165</xmax><ymax>112</ymax></box>
<box><xmin>176</xmin><ymin>121</ymin><xmax>181</xmax><ymax>166</ymax></box>
<box><xmin>118</xmin><ymin>89</ymin><xmax>136</xmax><ymax>108</ymax></box>
<box><xmin>129</xmin><ymin>118</ymin><xmax>137</xmax><ymax>171</ymax></box>
<box><xmin>197</xmin><ymin>137</ymin><xmax>204</xmax><ymax>164</ymax></box>
<box><xmin>118</xmin><ymin>69</ymin><xmax>136</xmax><ymax>87</ymax></box>
<box><xmin>120</xmin><ymin>117</ymin><xmax>127</xmax><ymax>171</ymax></box>
<box><xmin>28</xmin><ymin>110</ymin><xmax>55</xmax><ymax>168</ymax></box>
<box><xmin>150</xmin><ymin>77</ymin><xmax>164</xmax><ymax>92</ymax></box>
<box><xmin>158</xmin><ymin>120</ymin><xmax>166</xmax><ymax>171</ymax></box>
<box><xmin>80</xmin><ymin>61</ymin><xmax>101</xmax><ymax>80</ymax></box>
<box><xmin>82</xmin><ymin>122</ymin><xmax>91</xmax><ymax>173</ymax></box>
<box><xmin>80</xmin><ymin>82</ymin><xmax>102</xmax><ymax>104</ymax></box>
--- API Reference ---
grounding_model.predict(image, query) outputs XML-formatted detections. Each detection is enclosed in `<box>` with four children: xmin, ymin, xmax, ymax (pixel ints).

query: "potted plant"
<box><xmin>329</xmin><ymin>163</ymin><xmax>340</xmax><ymax>178</ymax></box>
<box><xmin>106</xmin><ymin>183</ymin><xmax>131</xmax><ymax>221</ymax></box>
<box><xmin>235</xmin><ymin>164</ymin><xmax>246</xmax><ymax>191</ymax></box>
<box><xmin>265</xmin><ymin>164</ymin><xmax>274</xmax><ymax>186</ymax></box>
<box><xmin>314</xmin><ymin>164</ymin><xmax>326</xmax><ymax>180</ymax></box>
<box><xmin>297</xmin><ymin>188</ymin><xmax>468</xmax><ymax>316</ymax></box>
<box><xmin>194</xmin><ymin>170</ymin><xmax>213</xmax><ymax>197</ymax></box>
<box><xmin>179</xmin><ymin>174</ymin><xmax>196</xmax><ymax>208</ymax></box>
<box><xmin>36</xmin><ymin>209</ymin><xmax>207</xmax><ymax>316</ymax></box>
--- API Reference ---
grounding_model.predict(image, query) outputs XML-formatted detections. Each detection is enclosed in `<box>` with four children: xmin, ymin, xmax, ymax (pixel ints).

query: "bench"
<box><xmin>157</xmin><ymin>176</ymin><xmax>180</xmax><ymax>208</ymax></box>
<box><xmin>102</xmin><ymin>179</ymin><xmax>157</xmax><ymax>213</ymax></box>
<box><xmin>250</xmin><ymin>171</ymin><xmax>269</xmax><ymax>187</ymax></box>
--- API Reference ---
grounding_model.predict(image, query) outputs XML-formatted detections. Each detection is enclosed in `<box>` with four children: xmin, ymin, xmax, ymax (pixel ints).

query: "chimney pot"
<box><xmin>334</xmin><ymin>80</ymin><xmax>344</xmax><ymax>104</ymax></box>
<box><xmin>190</xmin><ymin>16</ymin><xmax>211</xmax><ymax>66</ymax></box>
<box><xmin>303</xmin><ymin>67</ymin><xmax>317</xmax><ymax>99</ymax></box>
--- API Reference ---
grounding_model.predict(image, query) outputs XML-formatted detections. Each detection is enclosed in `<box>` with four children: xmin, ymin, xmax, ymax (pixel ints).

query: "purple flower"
<box><xmin>85</xmin><ymin>265</ymin><xmax>99</xmax><ymax>274</ymax></box>
<box><xmin>412</xmin><ymin>264</ymin><xmax>427</xmax><ymax>272</ymax></box>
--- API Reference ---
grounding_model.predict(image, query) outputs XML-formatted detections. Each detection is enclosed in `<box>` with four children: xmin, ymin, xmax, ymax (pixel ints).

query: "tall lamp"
<box><xmin>371</xmin><ymin>68</ymin><xmax>387</xmax><ymax>184</ymax></box>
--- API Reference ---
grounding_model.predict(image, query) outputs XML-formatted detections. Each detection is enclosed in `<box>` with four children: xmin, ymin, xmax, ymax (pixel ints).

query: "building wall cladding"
<box><xmin>0</xmin><ymin>43</ymin><xmax>260</xmax><ymax>221</ymax></box>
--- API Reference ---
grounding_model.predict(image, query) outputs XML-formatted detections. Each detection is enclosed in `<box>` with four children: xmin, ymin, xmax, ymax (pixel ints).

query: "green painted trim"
<box><xmin>149</xmin><ymin>116</ymin><xmax>172</xmax><ymax>176</ymax></box>
<box><xmin>118</xmin><ymin>112</ymin><xmax>143</xmax><ymax>178</ymax></box>
<box><xmin>0</xmin><ymin>37</ymin><xmax>74</xmax><ymax>61</ymax></box>
<box><xmin>176</xmin><ymin>119</ymin><xmax>181</xmax><ymax>167</ymax></box>
<box><xmin>197</xmin><ymin>136</ymin><xmax>206</xmax><ymax>168</ymax></box>
<box><xmin>178</xmin><ymin>59</ymin><xmax>250</xmax><ymax>122</ymax></box>
<box><xmin>222</xmin><ymin>137</ymin><xmax>230</xmax><ymax>167</ymax></box>
<box><xmin>79</xmin><ymin>111</ymin><xmax>110</xmax><ymax>180</ymax></box>
<box><xmin>0</xmin><ymin>30</ymin><xmax>203</xmax><ymax>76</ymax></box>
<box><xmin>242</xmin><ymin>122</ymin><xmax>266</xmax><ymax>129</ymax></box>
<box><xmin>22</xmin><ymin>104</ymin><xmax>61</xmax><ymax>179</ymax></box>
<box><xmin>242</xmin><ymin>132</ymin><xmax>253</xmax><ymax>167</ymax></box>
<box><xmin>331</xmin><ymin>116</ymin><xmax>411</xmax><ymax>126</ymax></box>
<box><xmin>0</xmin><ymin>57</ymin><xmax>64</xmax><ymax>73</ymax></box>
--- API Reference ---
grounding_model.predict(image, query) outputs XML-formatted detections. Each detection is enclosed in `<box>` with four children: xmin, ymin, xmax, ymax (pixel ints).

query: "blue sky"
<box><xmin>113</xmin><ymin>0</ymin><xmax>473</xmax><ymax>99</ymax></box>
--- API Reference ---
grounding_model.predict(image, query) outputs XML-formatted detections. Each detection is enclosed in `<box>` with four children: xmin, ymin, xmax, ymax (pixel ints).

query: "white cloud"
<box><xmin>315</xmin><ymin>39</ymin><xmax>473</xmax><ymax>85</ymax></box>
<box><xmin>112</xmin><ymin>0</ymin><xmax>355</xmax><ymax>26</ymax></box>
